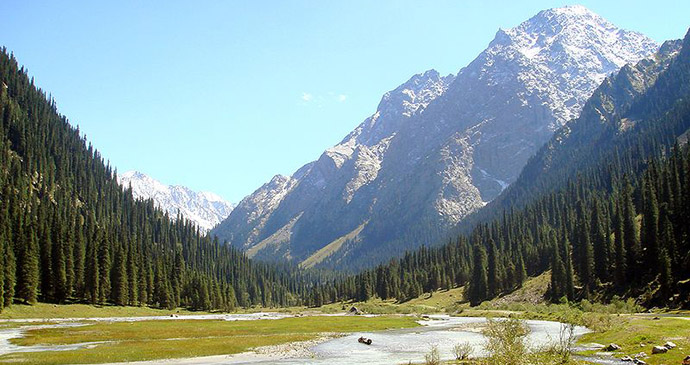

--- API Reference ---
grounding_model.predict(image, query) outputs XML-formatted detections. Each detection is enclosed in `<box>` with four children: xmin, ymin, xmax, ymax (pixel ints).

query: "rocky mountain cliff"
<box><xmin>482</xmin><ymin>34</ymin><xmax>687</xmax><ymax>216</ymax></box>
<box><xmin>119</xmin><ymin>171</ymin><xmax>234</xmax><ymax>233</ymax></box>
<box><xmin>212</xmin><ymin>6</ymin><xmax>658</xmax><ymax>270</ymax></box>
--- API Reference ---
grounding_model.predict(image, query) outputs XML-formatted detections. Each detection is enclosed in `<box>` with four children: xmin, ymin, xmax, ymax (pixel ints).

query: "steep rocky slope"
<box><xmin>213</xmin><ymin>6</ymin><xmax>658</xmax><ymax>270</ymax></box>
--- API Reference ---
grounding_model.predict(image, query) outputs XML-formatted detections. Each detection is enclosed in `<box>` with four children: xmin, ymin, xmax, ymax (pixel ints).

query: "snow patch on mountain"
<box><xmin>212</xmin><ymin>6</ymin><xmax>659</xmax><ymax>270</ymax></box>
<box><xmin>486</xmin><ymin>5</ymin><xmax>658</xmax><ymax>129</ymax></box>
<box><xmin>118</xmin><ymin>171</ymin><xmax>234</xmax><ymax>233</ymax></box>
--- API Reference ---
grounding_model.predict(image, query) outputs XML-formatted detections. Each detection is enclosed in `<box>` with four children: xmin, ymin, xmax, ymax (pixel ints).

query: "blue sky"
<box><xmin>1</xmin><ymin>1</ymin><xmax>688</xmax><ymax>202</ymax></box>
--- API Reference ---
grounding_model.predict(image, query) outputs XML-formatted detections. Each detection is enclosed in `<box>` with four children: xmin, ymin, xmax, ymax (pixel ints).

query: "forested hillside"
<box><xmin>0</xmin><ymin>48</ymin><xmax>307</xmax><ymax>312</ymax></box>
<box><xmin>308</xmin><ymin>30</ymin><xmax>690</xmax><ymax>308</ymax></box>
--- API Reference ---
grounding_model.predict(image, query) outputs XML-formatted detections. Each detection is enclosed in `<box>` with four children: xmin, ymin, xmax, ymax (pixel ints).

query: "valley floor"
<box><xmin>0</xmin><ymin>277</ymin><xmax>688</xmax><ymax>365</ymax></box>
<box><xmin>0</xmin><ymin>312</ymin><xmax>417</xmax><ymax>364</ymax></box>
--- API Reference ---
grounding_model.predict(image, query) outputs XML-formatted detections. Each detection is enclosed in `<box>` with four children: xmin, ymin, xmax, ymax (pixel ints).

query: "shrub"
<box><xmin>453</xmin><ymin>341</ymin><xmax>473</xmax><ymax>360</ymax></box>
<box><xmin>424</xmin><ymin>345</ymin><xmax>441</xmax><ymax>365</ymax></box>
<box><xmin>539</xmin><ymin>322</ymin><xmax>577</xmax><ymax>364</ymax></box>
<box><xmin>482</xmin><ymin>318</ymin><xmax>529</xmax><ymax>365</ymax></box>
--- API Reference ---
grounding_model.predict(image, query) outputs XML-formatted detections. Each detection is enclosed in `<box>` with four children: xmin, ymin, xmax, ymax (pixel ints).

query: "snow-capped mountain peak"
<box><xmin>212</xmin><ymin>6</ymin><xmax>659</xmax><ymax>270</ymax></box>
<box><xmin>118</xmin><ymin>171</ymin><xmax>234</xmax><ymax>233</ymax></box>
<box><xmin>478</xmin><ymin>5</ymin><xmax>658</xmax><ymax>128</ymax></box>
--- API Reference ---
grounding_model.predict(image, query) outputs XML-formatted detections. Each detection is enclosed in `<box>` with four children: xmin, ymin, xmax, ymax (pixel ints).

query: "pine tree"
<box><xmin>172</xmin><ymin>246</ymin><xmax>185</xmax><ymax>308</ymax></box>
<box><xmin>85</xmin><ymin>236</ymin><xmax>100</xmax><ymax>304</ymax></box>
<box><xmin>137</xmin><ymin>259</ymin><xmax>148</xmax><ymax>306</ymax></box>
<box><xmin>17</xmin><ymin>220</ymin><xmax>40</xmax><ymax>304</ymax></box>
<box><xmin>468</xmin><ymin>246</ymin><xmax>488</xmax><ymax>306</ymax></box>
<box><xmin>154</xmin><ymin>261</ymin><xmax>170</xmax><ymax>308</ymax></box>
<box><xmin>97</xmin><ymin>232</ymin><xmax>111</xmax><ymax>304</ymax></box>
<box><xmin>111</xmin><ymin>245</ymin><xmax>128</xmax><ymax>306</ymax></box>
<box><xmin>39</xmin><ymin>215</ymin><xmax>53</xmax><ymax>301</ymax></box>
<box><xmin>1</xmin><ymin>213</ymin><xmax>14</xmax><ymax>308</ymax></box>
<box><xmin>63</xmin><ymin>220</ymin><xmax>75</xmax><ymax>300</ymax></box>
<box><xmin>563</xmin><ymin>235</ymin><xmax>575</xmax><ymax>301</ymax></box>
<box><xmin>575</xmin><ymin>201</ymin><xmax>595</xmax><ymax>297</ymax></box>
<box><xmin>515</xmin><ymin>253</ymin><xmax>527</xmax><ymax>288</ymax></box>
<box><xmin>550</xmin><ymin>234</ymin><xmax>566</xmax><ymax>302</ymax></box>
<box><xmin>73</xmin><ymin>223</ymin><xmax>86</xmax><ymax>299</ymax></box>
<box><xmin>613</xmin><ymin>198</ymin><xmax>627</xmax><ymax>288</ymax></box>
<box><xmin>145</xmin><ymin>259</ymin><xmax>154</xmax><ymax>305</ymax></box>
<box><xmin>225</xmin><ymin>285</ymin><xmax>237</xmax><ymax>311</ymax></box>
<box><xmin>622</xmin><ymin>179</ymin><xmax>640</xmax><ymax>283</ymax></box>
<box><xmin>356</xmin><ymin>274</ymin><xmax>372</xmax><ymax>302</ymax></box>
<box><xmin>641</xmin><ymin>178</ymin><xmax>660</xmax><ymax>279</ymax></box>
<box><xmin>591</xmin><ymin>202</ymin><xmax>610</xmax><ymax>282</ymax></box>
<box><xmin>52</xmin><ymin>214</ymin><xmax>68</xmax><ymax>303</ymax></box>
<box><xmin>126</xmin><ymin>244</ymin><xmax>138</xmax><ymax>306</ymax></box>
<box><xmin>487</xmin><ymin>240</ymin><xmax>500</xmax><ymax>297</ymax></box>
<box><xmin>0</xmin><ymin>231</ymin><xmax>5</xmax><ymax>311</ymax></box>
<box><xmin>658</xmin><ymin>247</ymin><xmax>673</xmax><ymax>301</ymax></box>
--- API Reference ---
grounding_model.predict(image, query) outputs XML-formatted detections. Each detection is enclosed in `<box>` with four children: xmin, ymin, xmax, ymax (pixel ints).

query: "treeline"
<box><xmin>304</xmin><ymin>140</ymin><xmax>690</xmax><ymax>309</ymax></box>
<box><xmin>0</xmin><ymin>48</ymin><xmax>308</xmax><ymax>313</ymax></box>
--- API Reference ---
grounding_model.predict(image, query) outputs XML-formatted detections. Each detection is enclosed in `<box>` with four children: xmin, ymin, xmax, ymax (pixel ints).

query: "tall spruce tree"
<box><xmin>575</xmin><ymin>200</ymin><xmax>595</xmax><ymax>297</ymax></box>
<box><xmin>487</xmin><ymin>239</ymin><xmax>500</xmax><ymax>297</ymax></box>
<box><xmin>622</xmin><ymin>179</ymin><xmax>640</xmax><ymax>283</ymax></box>
<box><xmin>613</xmin><ymin>197</ymin><xmax>627</xmax><ymax>288</ymax></box>
<box><xmin>17</xmin><ymin>220</ymin><xmax>40</xmax><ymax>304</ymax></box>
<box><xmin>591</xmin><ymin>201</ymin><xmax>610</xmax><ymax>282</ymax></box>
<box><xmin>641</xmin><ymin>178</ymin><xmax>660</xmax><ymax>279</ymax></box>
<box><xmin>468</xmin><ymin>246</ymin><xmax>488</xmax><ymax>306</ymax></box>
<box><xmin>97</xmin><ymin>231</ymin><xmax>111</xmax><ymax>304</ymax></box>
<box><xmin>111</xmin><ymin>245</ymin><xmax>128</xmax><ymax>306</ymax></box>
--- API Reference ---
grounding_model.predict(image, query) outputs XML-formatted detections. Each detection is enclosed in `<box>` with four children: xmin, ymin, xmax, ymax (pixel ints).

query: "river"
<box><xmin>0</xmin><ymin>314</ymin><xmax>592</xmax><ymax>364</ymax></box>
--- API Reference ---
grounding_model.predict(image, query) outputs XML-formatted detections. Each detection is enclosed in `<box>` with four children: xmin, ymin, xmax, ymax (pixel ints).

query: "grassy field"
<box><xmin>0</xmin><ymin>302</ymin><xmax>213</xmax><ymax>320</ymax></box>
<box><xmin>0</xmin><ymin>315</ymin><xmax>419</xmax><ymax>364</ymax></box>
<box><xmin>317</xmin><ymin>286</ymin><xmax>467</xmax><ymax>315</ymax></box>
<box><xmin>577</xmin><ymin>315</ymin><xmax>690</xmax><ymax>365</ymax></box>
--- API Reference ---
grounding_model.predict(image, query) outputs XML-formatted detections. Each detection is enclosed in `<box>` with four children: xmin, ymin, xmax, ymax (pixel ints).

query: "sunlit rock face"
<box><xmin>212</xmin><ymin>6</ymin><xmax>657</xmax><ymax>270</ymax></box>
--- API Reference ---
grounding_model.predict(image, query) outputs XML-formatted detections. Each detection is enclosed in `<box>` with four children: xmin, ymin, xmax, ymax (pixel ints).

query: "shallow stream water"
<box><xmin>236</xmin><ymin>315</ymin><xmax>590</xmax><ymax>365</ymax></box>
<box><xmin>1</xmin><ymin>314</ymin><xmax>595</xmax><ymax>364</ymax></box>
<box><xmin>0</xmin><ymin>313</ymin><xmax>291</xmax><ymax>357</ymax></box>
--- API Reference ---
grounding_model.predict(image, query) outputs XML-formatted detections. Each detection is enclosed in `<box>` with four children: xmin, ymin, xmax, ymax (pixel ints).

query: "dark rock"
<box><xmin>605</xmin><ymin>343</ymin><xmax>622</xmax><ymax>351</ymax></box>
<box><xmin>358</xmin><ymin>336</ymin><xmax>372</xmax><ymax>345</ymax></box>
<box><xmin>664</xmin><ymin>341</ymin><xmax>677</xmax><ymax>349</ymax></box>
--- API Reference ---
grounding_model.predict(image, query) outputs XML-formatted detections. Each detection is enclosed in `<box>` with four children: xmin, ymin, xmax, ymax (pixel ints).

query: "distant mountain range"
<box><xmin>118</xmin><ymin>171</ymin><xmax>234</xmax><ymax>233</ymax></box>
<box><xmin>211</xmin><ymin>5</ymin><xmax>658</xmax><ymax>270</ymax></box>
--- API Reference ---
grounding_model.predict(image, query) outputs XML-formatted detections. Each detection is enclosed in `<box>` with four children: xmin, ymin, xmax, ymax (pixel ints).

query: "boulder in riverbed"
<box><xmin>605</xmin><ymin>343</ymin><xmax>622</xmax><ymax>351</ymax></box>
<box><xmin>652</xmin><ymin>345</ymin><xmax>668</xmax><ymax>354</ymax></box>
<box><xmin>633</xmin><ymin>352</ymin><xmax>648</xmax><ymax>359</ymax></box>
